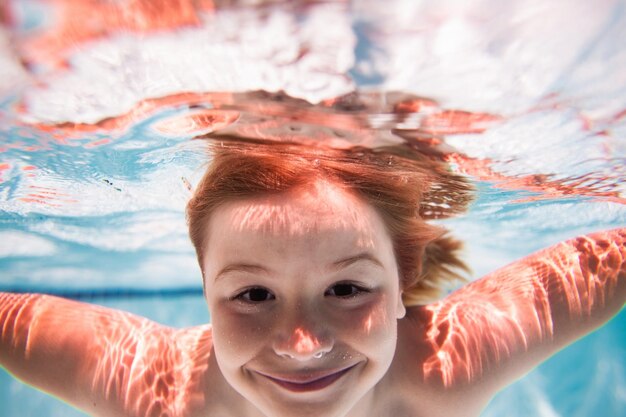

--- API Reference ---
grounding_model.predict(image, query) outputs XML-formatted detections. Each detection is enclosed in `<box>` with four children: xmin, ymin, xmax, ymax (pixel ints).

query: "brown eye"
<box><xmin>325</xmin><ymin>283</ymin><xmax>369</xmax><ymax>298</ymax></box>
<box><xmin>234</xmin><ymin>287</ymin><xmax>275</xmax><ymax>303</ymax></box>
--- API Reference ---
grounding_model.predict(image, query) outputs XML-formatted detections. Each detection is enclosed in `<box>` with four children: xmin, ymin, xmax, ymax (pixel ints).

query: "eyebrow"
<box><xmin>214</xmin><ymin>252</ymin><xmax>384</xmax><ymax>282</ymax></box>
<box><xmin>329</xmin><ymin>252</ymin><xmax>385</xmax><ymax>272</ymax></box>
<box><xmin>214</xmin><ymin>263</ymin><xmax>272</xmax><ymax>282</ymax></box>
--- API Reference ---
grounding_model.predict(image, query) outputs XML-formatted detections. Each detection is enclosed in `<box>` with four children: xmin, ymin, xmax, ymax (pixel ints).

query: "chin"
<box><xmin>260</xmin><ymin>399</ymin><xmax>355</xmax><ymax>417</ymax></box>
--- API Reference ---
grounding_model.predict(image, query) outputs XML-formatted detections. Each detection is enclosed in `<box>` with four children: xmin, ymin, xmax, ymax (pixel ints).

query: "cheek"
<box><xmin>334</xmin><ymin>294</ymin><xmax>398</xmax><ymax>354</ymax></box>
<box><xmin>211</xmin><ymin>306</ymin><xmax>274</xmax><ymax>365</ymax></box>
<box><xmin>362</xmin><ymin>295</ymin><xmax>397</xmax><ymax>336</ymax></box>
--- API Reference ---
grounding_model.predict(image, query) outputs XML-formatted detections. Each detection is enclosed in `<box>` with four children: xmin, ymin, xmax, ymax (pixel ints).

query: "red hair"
<box><xmin>186</xmin><ymin>136</ymin><xmax>473</xmax><ymax>305</ymax></box>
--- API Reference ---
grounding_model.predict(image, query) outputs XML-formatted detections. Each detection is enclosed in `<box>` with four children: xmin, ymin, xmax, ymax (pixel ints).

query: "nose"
<box><xmin>273</xmin><ymin>325</ymin><xmax>334</xmax><ymax>361</ymax></box>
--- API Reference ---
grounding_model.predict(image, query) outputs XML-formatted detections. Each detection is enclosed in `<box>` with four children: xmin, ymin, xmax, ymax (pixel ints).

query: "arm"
<box><xmin>411</xmin><ymin>228</ymin><xmax>625</xmax><ymax>390</ymax></box>
<box><xmin>0</xmin><ymin>293</ymin><xmax>213</xmax><ymax>417</ymax></box>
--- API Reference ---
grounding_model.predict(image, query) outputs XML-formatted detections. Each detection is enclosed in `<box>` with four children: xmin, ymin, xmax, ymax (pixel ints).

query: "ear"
<box><xmin>396</xmin><ymin>290</ymin><xmax>406</xmax><ymax>319</ymax></box>
<box><xmin>201</xmin><ymin>268</ymin><xmax>207</xmax><ymax>297</ymax></box>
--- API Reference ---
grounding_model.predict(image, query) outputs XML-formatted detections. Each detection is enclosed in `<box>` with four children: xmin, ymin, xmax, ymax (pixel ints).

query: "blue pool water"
<box><xmin>1</xmin><ymin>0</ymin><xmax>625</xmax><ymax>416</ymax></box>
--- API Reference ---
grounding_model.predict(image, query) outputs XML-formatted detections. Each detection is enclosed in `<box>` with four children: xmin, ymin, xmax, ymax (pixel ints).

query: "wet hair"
<box><xmin>186</xmin><ymin>135</ymin><xmax>473</xmax><ymax>305</ymax></box>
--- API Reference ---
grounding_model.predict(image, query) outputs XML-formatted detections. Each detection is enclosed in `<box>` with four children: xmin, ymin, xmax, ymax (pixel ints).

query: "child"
<box><xmin>1</xmin><ymin>139</ymin><xmax>624</xmax><ymax>417</ymax></box>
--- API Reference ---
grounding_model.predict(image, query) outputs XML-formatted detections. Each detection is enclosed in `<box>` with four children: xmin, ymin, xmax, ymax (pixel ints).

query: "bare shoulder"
<box><xmin>386</xmin><ymin>228</ymin><xmax>625</xmax><ymax>417</ymax></box>
<box><xmin>381</xmin><ymin>309</ymin><xmax>492</xmax><ymax>417</ymax></box>
<box><xmin>95</xmin><ymin>323</ymin><xmax>216</xmax><ymax>417</ymax></box>
<box><xmin>172</xmin><ymin>325</ymin><xmax>216</xmax><ymax>415</ymax></box>
<box><xmin>0</xmin><ymin>294</ymin><xmax>220</xmax><ymax>417</ymax></box>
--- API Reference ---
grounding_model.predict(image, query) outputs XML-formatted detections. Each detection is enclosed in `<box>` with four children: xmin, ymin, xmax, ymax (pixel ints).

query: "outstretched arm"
<box><xmin>409</xmin><ymin>228</ymin><xmax>625</xmax><ymax>390</ymax></box>
<box><xmin>0</xmin><ymin>293</ymin><xmax>213</xmax><ymax>417</ymax></box>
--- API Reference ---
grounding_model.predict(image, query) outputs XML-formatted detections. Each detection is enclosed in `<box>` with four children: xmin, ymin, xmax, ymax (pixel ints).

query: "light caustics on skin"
<box><xmin>89</xmin><ymin>315</ymin><xmax>213</xmax><ymax>417</ymax></box>
<box><xmin>362</xmin><ymin>294</ymin><xmax>390</xmax><ymax>336</ymax></box>
<box><xmin>0</xmin><ymin>293</ymin><xmax>40</xmax><ymax>356</ymax></box>
<box><xmin>227</xmin><ymin>180</ymin><xmax>376</xmax><ymax>250</ymax></box>
<box><xmin>0</xmin><ymin>293</ymin><xmax>214</xmax><ymax>417</ymax></box>
<box><xmin>363</xmin><ymin>315</ymin><xmax>373</xmax><ymax>335</ymax></box>
<box><xmin>291</xmin><ymin>327</ymin><xmax>321</xmax><ymax>355</ymax></box>
<box><xmin>284</xmin><ymin>303</ymin><xmax>388</xmax><ymax>355</ymax></box>
<box><xmin>420</xmin><ymin>229</ymin><xmax>626</xmax><ymax>388</ymax></box>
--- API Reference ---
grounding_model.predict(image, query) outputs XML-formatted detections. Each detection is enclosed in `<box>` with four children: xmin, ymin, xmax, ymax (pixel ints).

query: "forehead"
<box><xmin>204</xmin><ymin>180</ymin><xmax>391</xmax><ymax>256</ymax></box>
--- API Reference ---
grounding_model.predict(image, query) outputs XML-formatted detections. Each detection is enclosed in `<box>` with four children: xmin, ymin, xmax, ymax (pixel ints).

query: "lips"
<box><xmin>257</xmin><ymin>364</ymin><xmax>356</xmax><ymax>393</ymax></box>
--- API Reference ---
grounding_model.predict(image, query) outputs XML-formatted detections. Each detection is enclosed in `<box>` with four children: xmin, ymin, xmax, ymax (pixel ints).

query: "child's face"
<box><xmin>202</xmin><ymin>180</ymin><xmax>406</xmax><ymax>417</ymax></box>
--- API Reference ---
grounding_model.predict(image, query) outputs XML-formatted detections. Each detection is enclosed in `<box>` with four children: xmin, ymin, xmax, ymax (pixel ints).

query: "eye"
<box><xmin>232</xmin><ymin>287</ymin><xmax>275</xmax><ymax>303</ymax></box>
<box><xmin>325</xmin><ymin>282</ymin><xmax>370</xmax><ymax>299</ymax></box>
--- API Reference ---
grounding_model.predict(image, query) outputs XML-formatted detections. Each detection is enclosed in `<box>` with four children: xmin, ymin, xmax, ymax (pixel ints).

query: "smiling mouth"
<box><xmin>258</xmin><ymin>364</ymin><xmax>357</xmax><ymax>393</ymax></box>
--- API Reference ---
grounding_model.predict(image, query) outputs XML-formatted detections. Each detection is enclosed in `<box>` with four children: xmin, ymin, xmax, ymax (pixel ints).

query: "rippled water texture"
<box><xmin>0</xmin><ymin>0</ymin><xmax>625</xmax><ymax>416</ymax></box>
